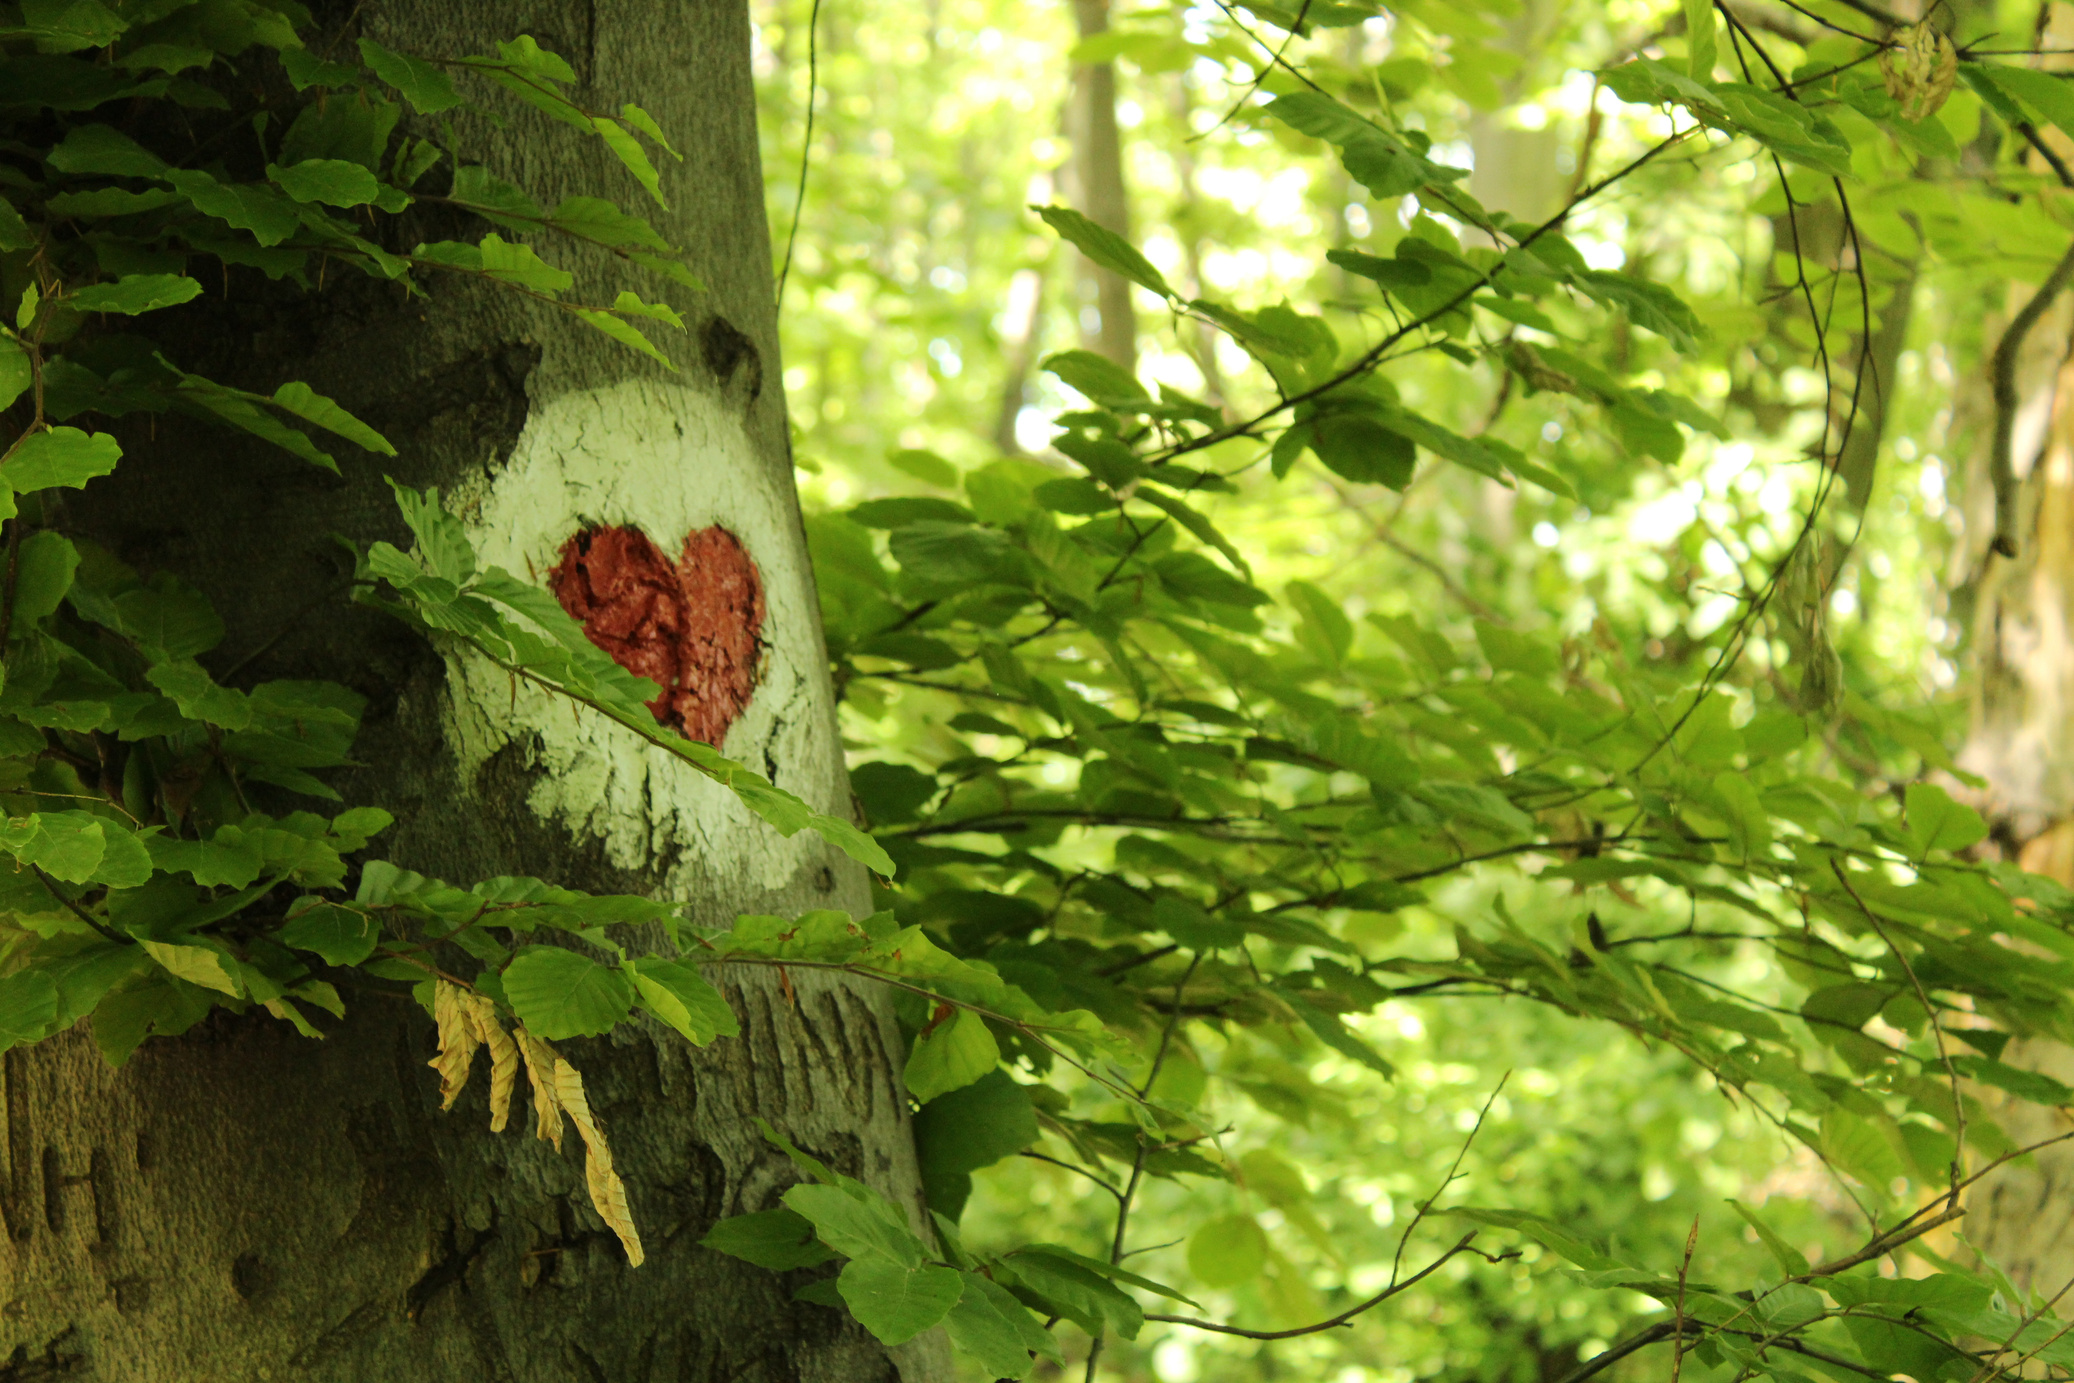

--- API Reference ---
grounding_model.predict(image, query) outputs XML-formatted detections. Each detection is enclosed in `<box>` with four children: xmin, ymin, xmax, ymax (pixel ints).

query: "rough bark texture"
<box><xmin>0</xmin><ymin>2</ymin><xmax>947</xmax><ymax>1379</ymax></box>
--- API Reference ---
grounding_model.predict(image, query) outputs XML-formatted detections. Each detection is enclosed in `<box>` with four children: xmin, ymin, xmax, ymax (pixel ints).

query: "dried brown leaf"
<box><xmin>514</xmin><ymin>1026</ymin><xmax>565</xmax><ymax>1152</ymax></box>
<box><xmin>553</xmin><ymin>1057</ymin><xmax>645</xmax><ymax>1268</ymax></box>
<box><xmin>428</xmin><ymin>980</ymin><xmax>481</xmax><ymax>1111</ymax></box>
<box><xmin>463</xmin><ymin>992</ymin><xmax>520</xmax><ymax>1133</ymax></box>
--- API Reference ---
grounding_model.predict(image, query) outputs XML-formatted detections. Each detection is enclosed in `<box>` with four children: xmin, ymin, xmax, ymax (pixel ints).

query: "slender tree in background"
<box><xmin>1064</xmin><ymin>0</ymin><xmax>1140</xmax><ymax>370</ymax></box>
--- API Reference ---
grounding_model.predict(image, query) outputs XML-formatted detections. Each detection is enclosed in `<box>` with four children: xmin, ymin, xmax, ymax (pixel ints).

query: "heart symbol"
<box><xmin>547</xmin><ymin>525</ymin><xmax>765</xmax><ymax>747</ymax></box>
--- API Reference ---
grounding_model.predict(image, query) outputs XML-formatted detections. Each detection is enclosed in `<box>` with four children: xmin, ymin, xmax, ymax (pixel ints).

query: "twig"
<box><xmin>1020</xmin><ymin>1150</ymin><xmax>1125</xmax><ymax>1203</ymax></box>
<box><xmin>1988</xmin><ymin>232</ymin><xmax>2074</xmax><ymax>557</ymax></box>
<box><xmin>774</xmin><ymin>0</ymin><xmax>824</xmax><ymax>308</ymax></box>
<box><xmin>31</xmin><ymin>866</ymin><xmax>133</xmax><ymax>946</ymax></box>
<box><xmin>1085</xmin><ymin>952</ymin><xmax>1203</xmax><ymax>1383</ymax></box>
<box><xmin>1393</xmin><ymin>1074</ymin><xmax>1507</xmax><ymax>1286</ymax></box>
<box><xmin>1548</xmin><ymin>1321</ymin><xmax>1679</xmax><ymax>1383</ymax></box>
<box><xmin>1146</xmin><ymin>1234</ymin><xmax>1490</xmax><ymax>1339</ymax></box>
<box><xmin>1829</xmin><ymin>859</ymin><xmax>1967</xmax><ymax>1203</ymax></box>
<box><xmin>1671</xmin><ymin>1214</ymin><xmax>1700</xmax><ymax>1383</ymax></box>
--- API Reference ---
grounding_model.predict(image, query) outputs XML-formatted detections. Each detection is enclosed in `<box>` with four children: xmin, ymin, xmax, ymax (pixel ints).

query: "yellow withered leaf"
<box><xmin>553</xmin><ymin>1058</ymin><xmax>645</xmax><ymax>1268</ymax></box>
<box><xmin>462</xmin><ymin>992</ymin><xmax>520</xmax><ymax>1134</ymax></box>
<box><xmin>513</xmin><ymin>1026</ymin><xmax>566</xmax><ymax>1152</ymax></box>
<box><xmin>428</xmin><ymin>980</ymin><xmax>481</xmax><ymax>1110</ymax></box>
<box><xmin>1880</xmin><ymin>23</ymin><xmax>1957</xmax><ymax>122</ymax></box>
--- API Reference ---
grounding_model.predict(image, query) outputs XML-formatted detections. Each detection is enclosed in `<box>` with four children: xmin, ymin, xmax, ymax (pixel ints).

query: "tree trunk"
<box><xmin>1063</xmin><ymin>0</ymin><xmax>1139</xmax><ymax>372</ymax></box>
<box><xmin>0</xmin><ymin>3</ymin><xmax>946</xmax><ymax>1380</ymax></box>
<box><xmin>1953</xmin><ymin>7</ymin><xmax>2074</xmax><ymax>1294</ymax></box>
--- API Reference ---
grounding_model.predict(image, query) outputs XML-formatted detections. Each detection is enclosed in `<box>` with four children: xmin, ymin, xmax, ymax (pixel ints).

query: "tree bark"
<box><xmin>1063</xmin><ymin>0</ymin><xmax>1138</xmax><ymax>372</ymax></box>
<box><xmin>0</xmin><ymin>2</ymin><xmax>947</xmax><ymax>1379</ymax></box>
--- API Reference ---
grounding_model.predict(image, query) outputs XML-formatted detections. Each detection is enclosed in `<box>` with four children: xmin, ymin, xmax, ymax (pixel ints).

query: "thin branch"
<box><xmin>31</xmin><ymin>866</ymin><xmax>132</xmax><ymax>946</ymax></box>
<box><xmin>774</xmin><ymin>0</ymin><xmax>824</xmax><ymax>308</ymax></box>
<box><xmin>1988</xmin><ymin>231</ymin><xmax>2074</xmax><ymax>557</ymax></box>
<box><xmin>1829</xmin><ymin>859</ymin><xmax>1967</xmax><ymax>1204</ymax></box>
<box><xmin>1146</xmin><ymin>1233</ymin><xmax>1487</xmax><ymax>1339</ymax></box>
<box><xmin>1549</xmin><ymin>1321</ymin><xmax>1679</xmax><ymax>1383</ymax></box>
<box><xmin>1020</xmin><ymin>1151</ymin><xmax>1125</xmax><ymax>1204</ymax></box>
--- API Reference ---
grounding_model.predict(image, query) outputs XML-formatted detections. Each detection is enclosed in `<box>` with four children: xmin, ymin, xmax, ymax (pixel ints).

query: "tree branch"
<box><xmin>1989</xmin><ymin>232</ymin><xmax>2074</xmax><ymax>557</ymax></box>
<box><xmin>1146</xmin><ymin>1234</ymin><xmax>1486</xmax><ymax>1340</ymax></box>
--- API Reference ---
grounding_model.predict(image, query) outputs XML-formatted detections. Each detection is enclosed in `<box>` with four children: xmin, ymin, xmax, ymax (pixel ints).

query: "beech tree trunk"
<box><xmin>0</xmin><ymin>3</ymin><xmax>947</xmax><ymax>1380</ymax></box>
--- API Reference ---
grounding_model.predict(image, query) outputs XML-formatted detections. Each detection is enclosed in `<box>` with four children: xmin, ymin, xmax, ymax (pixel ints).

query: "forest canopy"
<box><xmin>753</xmin><ymin>0</ymin><xmax>2074</xmax><ymax>1379</ymax></box>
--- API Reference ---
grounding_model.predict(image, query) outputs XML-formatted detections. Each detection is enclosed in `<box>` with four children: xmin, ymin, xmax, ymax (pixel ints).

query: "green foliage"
<box><xmin>751</xmin><ymin>0</ymin><xmax>2074</xmax><ymax>1378</ymax></box>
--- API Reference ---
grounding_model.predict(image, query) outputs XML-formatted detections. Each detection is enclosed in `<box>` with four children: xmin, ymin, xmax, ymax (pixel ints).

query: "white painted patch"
<box><xmin>438</xmin><ymin>379</ymin><xmax>835</xmax><ymax>897</ymax></box>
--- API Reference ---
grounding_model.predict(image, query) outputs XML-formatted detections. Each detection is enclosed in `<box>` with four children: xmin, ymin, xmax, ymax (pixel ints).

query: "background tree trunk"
<box><xmin>1063</xmin><ymin>0</ymin><xmax>1139</xmax><ymax>371</ymax></box>
<box><xmin>1953</xmin><ymin>5</ymin><xmax>2074</xmax><ymax>1298</ymax></box>
<box><xmin>0</xmin><ymin>2</ymin><xmax>947</xmax><ymax>1379</ymax></box>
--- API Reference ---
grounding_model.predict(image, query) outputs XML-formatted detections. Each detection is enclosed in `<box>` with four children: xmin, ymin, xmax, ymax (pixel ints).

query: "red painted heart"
<box><xmin>547</xmin><ymin>524</ymin><xmax>765</xmax><ymax>748</ymax></box>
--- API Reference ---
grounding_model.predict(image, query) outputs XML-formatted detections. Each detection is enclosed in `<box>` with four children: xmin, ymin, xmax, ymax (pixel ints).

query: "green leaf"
<box><xmin>1683</xmin><ymin>0</ymin><xmax>1716</xmax><ymax>79</ymax></box>
<box><xmin>1972</xmin><ymin>66</ymin><xmax>2074</xmax><ymax>142</ymax></box>
<box><xmin>1574</xmin><ymin>272</ymin><xmax>1702</xmax><ymax>350</ymax></box>
<box><xmin>570</xmin><ymin>307</ymin><xmax>673</xmax><ymax>367</ymax></box>
<box><xmin>1033</xmin><ymin>204</ymin><xmax>1173</xmax><ymax>298</ymax></box>
<box><xmin>501</xmin><ymin>945</ymin><xmax>634</xmax><ymax>1038</ymax></box>
<box><xmin>269</xmin><ymin>158</ymin><xmax>381</xmax><ymax>207</ymax></box>
<box><xmin>0</xmin><ymin>969</ymin><xmax>59</xmax><ymax>1046</ymax></box>
<box><xmin>546</xmin><ymin>195</ymin><xmax>669</xmax><ymax>249</ymax></box>
<box><xmin>619</xmin><ymin>103</ymin><xmax>681</xmax><ymax>159</ymax></box>
<box><xmin>1905</xmin><ymin>783</ymin><xmax>1987</xmax><ymax>858</ymax></box>
<box><xmin>1284</xmin><ymin>990</ymin><xmax>1396</xmax><ymax>1077</ymax></box>
<box><xmin>1311</xmin><ymin>412</ymin><xmax>1415</xmax><ymax>488</ymax></box>
<box><xmin>592</xmin><ymin>115</ymin><xmax>667</xmax><ymax>207</ymax></box>
<box><xmin>1262</xmin><ymin>92</ymin><xmax>1469</xmax><ymax>198</ymax></box>
<box><xmin>479</xmin><ymin>233</ymin><xmax>573</xmax><ymax>292</ymax></box>
<box><xmin>140</xmin><ymin>939</ymin><xmax>242</xmax><ymax>997</ymax></box>
<box><xmin>47</xmin><ymin>123</ymin><xmax>166</xmax><ymax>177</ymax></box>
<box><xmin>270</xmin><ymin>382</ymin><xmax>396</xmax><ymax>456</ymax></box>
<box><xmin>1001</xmin><ymin>1250</ymin><xmax>1145</xmax><ymax>1338</ymax></box>
<box><xmin>277</xmin><ymin>902</ymin><xmax>379</xmax><ymax>966</ymax></box>
<box><xmin>67</xmin><ymin>274</ymin><xmax>202</xmax><ymax>315</ymax></box>
<box><xmin>357</xmin><ymin>37</ymin><xmax>465</xmax><ymax>114</ymax></box>
<box><xmin>944</xmin><ymin>1271</ymin><xmax>1055</xmax><ymax>1378</ymax></box>
<box><xmin>700</xmin><ymin>1207</ymin><xmax>838</xmax><ymax>1270</ymax></box>
<box><xmin>1948</xmin><ymin>1055</ymin><xmax>2074</xmax><ymax>1106</ymax></box>
<box><xmin>278</xmin><ymin>46</ymin><xmax>359</xmax><ymax>91</ymax></box>
<box><xmin>11</xmin><ymin>531</ymin><xmax>78</xmax><ymax>624</ymax></box>
<box><xmin>1598</xmin><ymin>58</ymin><xmax>1725</xmax><ymax>116</ymax></box>
<box><xmin>905</xmin><ymin>1007</ymin><xmax>999</xmax><ymax>1103</ymax></box>
<box><xmin>4</xmin><ymin>427</ymin><xmax>121</xmax><ymax>493</ymax></box>
<box><xmin>887</xmin><ymin>448</ymin><xmax>958</xmax><ymax>488</ymax></box>
<box><xmin>163</xmin><ymin>170</ymin><xmax>301</xmax><ymax>247</ymax></box>
<box><xmin>850</xmin><ymin>497</ymin><xmax>977</xmax><ymax>528</ymax></box>
<box><xmin>913</xmin><ymin>1069</ymin><xmax>1039</xmax><ymax>1218</ymax></box>
<box><xmin>20</xmin><ymin>0</ymin><xmax>128</xmax><ymax>51</ymax></box>
<box><xmin>836</xmin><ymin>1256</ymin><xmax>965</xmax><ymax>1346</ymax></box>
<box><xmin>1043</xmin><ymin>348</ymin><xmax>1148</xmax><ymax>402</ymax></box>
<box><xmin>628</xmin><ymin>956</ymin><xmax>738</xmax><ymax>1044</ymax></box>
<box><xmin>1712</xmin><ymin>771</ymin><xmax>1771</xmax><ymax>859</ymax></box>
<box><xmin>0</xmin><ymin>196</ymin><xmax>31</xmax><ymax>253</ymax></box>
<box><xmin>0</xmin><ymin>339</ymin><xmax>29</xmax><ymax>413</ymax></box>
<box><xmin>0</xmin><ymin>811</ymin><xmax>107</xmax><ymax>883</ymax></box>
<box><xmin>145</xmin><ymin>659</ymin><xmax>251</xmax><ymax>729</ymax></box>
<box><xmin>782</xmin><ymin>1183</ymin><xmax>930</xmax><ymax>1268</ymax></box>
<box><xmin>1729</xmin><ymin>1199</ymin><xmax>1810</xmax><ymax>1276</ymax></box>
